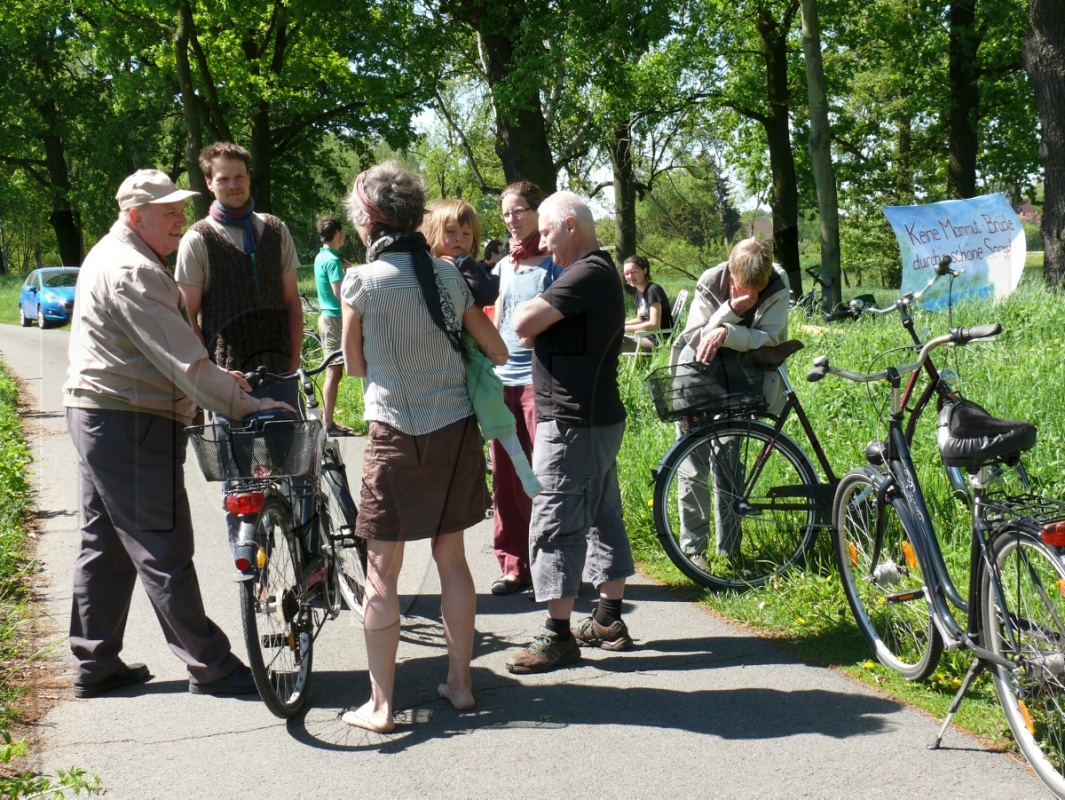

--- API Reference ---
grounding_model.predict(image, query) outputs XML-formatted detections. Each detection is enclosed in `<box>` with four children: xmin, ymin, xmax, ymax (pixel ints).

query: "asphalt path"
<box><xmin>0</xmin><ymin>322</ymin><xmax>1048</xmax><ymax>799</ymax></box>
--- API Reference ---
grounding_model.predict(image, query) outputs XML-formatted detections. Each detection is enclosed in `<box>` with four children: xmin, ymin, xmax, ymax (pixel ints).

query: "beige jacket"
<box><xmin>63</xmin><ymin>220</ymin><xmax>261</xmax><ymax>425</ymax></box>
<box><xmin>670</xmin><ymin>261</ymin><xmax>790</xmax><ymax>413</ymax></box>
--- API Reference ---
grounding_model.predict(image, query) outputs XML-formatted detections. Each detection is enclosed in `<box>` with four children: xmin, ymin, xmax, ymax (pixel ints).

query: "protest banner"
<box><xmin>882</xmin><ymin>194</ymin><xmax>1026</xmax><ymax>310</ymax></box>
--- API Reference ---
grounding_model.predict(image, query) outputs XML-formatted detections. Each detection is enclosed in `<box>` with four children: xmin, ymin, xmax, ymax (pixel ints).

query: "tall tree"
<box><xmin>438</xmin><ymin>1</ymin><xmax>558</xmax><ymax>192</ymax></box>
<box><xmin>800</xmin><ymin>0</ymin><xmax>841</xmax><ymax>309</ymax></box>
<box><xmin>1022</xmin><ymin>0</ymin><xmax>1065</xmax><ymax>286</ymax></box>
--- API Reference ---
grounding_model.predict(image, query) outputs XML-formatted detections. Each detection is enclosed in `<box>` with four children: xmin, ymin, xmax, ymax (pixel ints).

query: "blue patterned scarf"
<box><xmin>209</xmin><ymin>199</ymin><xmax>260</xmax><ymax>256</ymax></box>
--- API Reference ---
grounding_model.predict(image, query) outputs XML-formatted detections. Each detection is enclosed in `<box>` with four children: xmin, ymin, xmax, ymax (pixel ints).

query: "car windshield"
<box><xmin>44</xmin><ymin>272</ymin><xmax>78</xmax><ymax>288</ymax></box>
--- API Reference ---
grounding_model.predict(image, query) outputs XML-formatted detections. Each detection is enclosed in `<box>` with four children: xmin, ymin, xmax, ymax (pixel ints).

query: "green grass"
<box><xmin>618</xmin><ymin>270</ymin><xmax>1065</xmax><ymax>752</ymax></box>
<box><xmin>0</xmin><ymin>274</ymin><xmax>24</xmax><ymax>327</ymax></box>
<box><xmin>0</xmin><ymin>363</ymin><xmax>100</xmax><ymax>794</ymax></box>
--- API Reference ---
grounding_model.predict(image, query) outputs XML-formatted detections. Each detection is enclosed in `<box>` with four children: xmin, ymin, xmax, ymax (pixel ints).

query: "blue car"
<box><xmin>19</xmin><ymin>267</ymin><xmax>79</xmax><ymax>329</ymax></box>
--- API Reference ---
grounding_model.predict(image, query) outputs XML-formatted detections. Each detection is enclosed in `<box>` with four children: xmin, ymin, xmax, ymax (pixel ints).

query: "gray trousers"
<box><xmin>678</xmin><ymin>434</ymin><xmax>743</xmax><ymax>559</ymax></box>
<box><xmin>67</xmin><ymin>408</ymin><xmax>239</xmax><ymax>685</ymax></box>
<box><xmin>529</xmin><ymin>420</ymin><xmax>635</xmax><ymax>601</ymax></box>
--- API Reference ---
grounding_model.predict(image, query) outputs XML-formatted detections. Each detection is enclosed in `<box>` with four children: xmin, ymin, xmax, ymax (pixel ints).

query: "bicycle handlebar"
<box><xmin>244</xmin><ymin>349</ymin><xmax>344</xmax><ymax>390</ymax></box>
<box><xmin>856</xmin><ymin>256</ymin><xmax>964</xmax><ymax>320</ymax></box>
<box><xmin>805</xmin><ymin>323</ymin><xmax>1001</xmax><ymax>384</ymax></box>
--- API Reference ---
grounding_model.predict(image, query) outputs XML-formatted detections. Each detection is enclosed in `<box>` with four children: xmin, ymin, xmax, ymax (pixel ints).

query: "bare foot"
<box><xmin>341</xmin><ymin>701</ymin><xmax>395</xmax><ymax>733</ymax></box>
<box><xmin>437</xmin><ymin>683</ymin><xmax>476</xmax><ymax>711</ymax></box>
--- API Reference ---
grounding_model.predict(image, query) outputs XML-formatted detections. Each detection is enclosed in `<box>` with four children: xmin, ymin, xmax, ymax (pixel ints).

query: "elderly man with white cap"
<box><xmin>63</xmin><ymin>169</ymin><xmax>291</xmax><ymax>699</ymax></box>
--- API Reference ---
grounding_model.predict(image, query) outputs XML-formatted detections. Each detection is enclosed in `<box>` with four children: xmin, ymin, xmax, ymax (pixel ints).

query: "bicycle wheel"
<box><xmin>321</xmin><ymin>449</ymin><xmax>366</xmax><ymax>621</ymax></box>
<box><xmin>653</xmin><ymin>419</ymin><xmax>821</xmax><ymax>591</ymax></box>
<box><xmin>301</xmin><ymin>329</ymin><xmax>323</xmax><ymax>367</ymax></box>
<box><xmin>982</xmin><ymin>530</ymin><xmax>1065</xmax><ymax>796</ymax></box>
<box><xmin>832</xmin><ymin>468</ymin><xmax>942</xmax><ymax>681</ymax></box>
<box><xmin>241</xmin><ymin>495</ymin><xmax>314</xmax><ymax>718</ymax></box>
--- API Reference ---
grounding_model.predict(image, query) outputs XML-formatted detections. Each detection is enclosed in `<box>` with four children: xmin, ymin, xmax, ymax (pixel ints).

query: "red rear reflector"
<box><xmin>1041</xmin><ymin>520</ymin><xmax>1065</xmax><ymax>547</ymax></box>
<box><xmin>234</xmin><ymin>556</ymin><xmax>252</xmax><ymax>572</ymax></box>
<box><xmin>225</xmin><ymin>492</ymin><xmax>265</xmax><ymax>516</ymax></box>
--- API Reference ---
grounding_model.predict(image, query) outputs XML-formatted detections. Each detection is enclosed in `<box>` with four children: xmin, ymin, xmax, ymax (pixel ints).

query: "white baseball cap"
<box><xmin>116</xmin><ymin>169</ymin><xmax>199</xmax><ymax>210</ymax></box>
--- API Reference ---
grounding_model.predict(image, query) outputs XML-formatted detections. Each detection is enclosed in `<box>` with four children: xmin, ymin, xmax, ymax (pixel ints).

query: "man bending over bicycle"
<box><xmin>669</xmin><ymin>238</ymin><xmax>790</xmax><ymax>568</ymax></box>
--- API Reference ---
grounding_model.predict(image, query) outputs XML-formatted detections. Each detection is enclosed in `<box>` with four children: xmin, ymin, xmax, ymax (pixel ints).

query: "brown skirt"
<box><xmin>356</xmin><ymin>416</ymin><xmax>489</xmax><ymax>541</ymax></box>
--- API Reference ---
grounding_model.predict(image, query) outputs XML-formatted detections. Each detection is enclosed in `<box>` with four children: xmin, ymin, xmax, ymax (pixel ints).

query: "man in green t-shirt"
<box><xmin>313</xmin><ymin>215</ymin><xmax>352</xmax><ymax>435</ymax></box>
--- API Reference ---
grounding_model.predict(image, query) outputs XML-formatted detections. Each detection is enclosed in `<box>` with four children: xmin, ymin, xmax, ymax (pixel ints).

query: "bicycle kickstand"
<box><xmin>930</xmin><ymin>659</ymin><xmax>986</xmax><ymax>749</ymax></box>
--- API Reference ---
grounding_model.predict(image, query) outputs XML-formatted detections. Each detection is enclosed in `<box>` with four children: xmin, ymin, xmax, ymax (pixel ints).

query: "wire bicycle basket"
<box><xmin>646</xmin><ymin>354</ymin><xmax>767</xmax><ymax>422</ymax></box>
<box><xmin>187</xmin><ymin>420</ymin><xmax>323</xmax><ymax>482</ymax></box>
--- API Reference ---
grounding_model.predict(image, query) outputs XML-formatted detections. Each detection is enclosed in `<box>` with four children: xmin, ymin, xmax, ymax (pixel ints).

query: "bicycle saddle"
<box><xmin>743</xmin><ymin>339</ymin><xmax>805</xmax><ymax>368</ymax></box>
<box><xmin>936</xmin><ymin>398</ymin><xmax>1036</xmax><ymax>471</ymax></box>
<box><xmin>237</xmin><ymin>407</ymin><xmax>301</xmax><ymax>431</ymax></box>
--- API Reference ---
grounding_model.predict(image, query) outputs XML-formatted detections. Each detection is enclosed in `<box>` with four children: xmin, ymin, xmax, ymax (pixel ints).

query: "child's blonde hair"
<box><xmin>423</xmin><ymin>199</ymin><xmax>482</xmax><ymax>260</ymax></box>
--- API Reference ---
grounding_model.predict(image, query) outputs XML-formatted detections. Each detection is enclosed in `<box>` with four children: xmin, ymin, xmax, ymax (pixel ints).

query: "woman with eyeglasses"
<box><xmin>488</xmin><ymin>181</ymin><xmax>563</xmax><ymax>597</ymax></box>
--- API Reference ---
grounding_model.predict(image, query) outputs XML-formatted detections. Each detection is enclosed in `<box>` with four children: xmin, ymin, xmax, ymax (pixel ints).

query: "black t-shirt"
<box><xmin>637</xmin><ymin>282</ymin><xmax>673</xmax><ymax>330</ymax></box>
<box><xmin>532</xmin><ymin>250</ymin><xmax>626</xmax><ymax>426</ymax></box>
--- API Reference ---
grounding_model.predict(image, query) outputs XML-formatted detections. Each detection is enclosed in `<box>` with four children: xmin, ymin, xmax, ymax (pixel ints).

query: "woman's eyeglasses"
<box><xmin>500</xmin><ymin>207</ymin><xmax>531</xmax><ymax>221</ymax></box>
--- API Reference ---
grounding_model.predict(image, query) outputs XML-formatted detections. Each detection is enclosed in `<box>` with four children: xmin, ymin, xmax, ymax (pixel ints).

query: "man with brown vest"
<box><xmin>176</xmin><ymin>143</ymin><xmax>305</xmax><ymax>572</ymax></box>
<box><xmin>176</xmin><ymin>142</ymin><xmax>303</xmax><ymax>379</ymax></box>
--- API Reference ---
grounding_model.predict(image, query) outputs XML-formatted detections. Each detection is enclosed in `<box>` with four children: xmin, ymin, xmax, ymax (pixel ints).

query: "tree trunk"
<box><xmin>1022</xmin><ymin>0</ymin><xmax>1065</xmax><ymax>286</ymax></box>
<box><xmin>175</xmin><ymin>0</ymin><xmax>208</xmax><ymax>219</ymax></box>
<box><xmin>250</xmin><ymin>106</ymin><xmax>272</xmax><ymax>213</ymax></box>
<box><xmin>800</xmin><ymin>0</ymin><xmax>841</xmax><ymax>310</ymax></box>
<box><xmin>947</xmin><ymin>1</ymin><xmax>979</xmax><ymax>199</ymax></box>
<box><xmin>40</xmin><ymin>116</ymin><xmax>81</xmax><ymax>266</ymax></box>
<box><xmin>478</xmin><ymin>31</ymin><xmax>557</xmax><ymax>193</ymax></box>
<box><xmin>756</xmin><ymin>6</ymin><xmax>802</xmax><ymax>297</ymax></box>
<box><xmin>611</xmin><ymin>119</ymin><xmax>637</xmax><ymax>267</ymax></box>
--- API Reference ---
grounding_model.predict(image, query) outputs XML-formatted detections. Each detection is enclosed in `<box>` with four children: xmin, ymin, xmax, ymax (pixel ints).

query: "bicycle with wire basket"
<box><xmin>644</xmin><ymin>261</ymin><xmax>1005</xmax><ymax>592</ymax></box>
<box><xmin>811</xmin><ymin>327</ymin><xmax>1065</xmax><ymax>797</ymax></box>
<box><xmin>186</xmin><ymin>350</ymin><xmax>366</xmax><ymax>718</ymax></box>
<box><xmin>645</xmin><ymin>342</ymin><xmax>840</xmax><ymax>591</ymax></box>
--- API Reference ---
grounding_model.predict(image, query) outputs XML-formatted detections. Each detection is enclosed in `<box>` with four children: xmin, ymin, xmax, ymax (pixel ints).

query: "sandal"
<box><xmin>491</xmin><ymin>575</ymin><xmax>532</xmax><ymax>596</ymax></box>
<box><xmin>327</xmin><ymin>423</ymin><xmax>355</xmax><ymax>437</ymax></box>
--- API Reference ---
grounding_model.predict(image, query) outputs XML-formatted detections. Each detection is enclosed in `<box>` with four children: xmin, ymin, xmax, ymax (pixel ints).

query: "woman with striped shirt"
<box><xmin>340</xmin><ymin>162</ymin><xmax>506</xmax><ymax>733</ymax></box>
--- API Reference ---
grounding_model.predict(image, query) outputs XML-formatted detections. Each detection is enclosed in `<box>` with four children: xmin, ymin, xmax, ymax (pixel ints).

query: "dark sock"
<box><xmin>594</xmin><ymin>598</ymin><xmax>622</xmax><ymax>626</ymax></box>
<box><xmin>545</xmin><ymin>616</ymin><xmax>572</xmax><ymax>639</ymax></box>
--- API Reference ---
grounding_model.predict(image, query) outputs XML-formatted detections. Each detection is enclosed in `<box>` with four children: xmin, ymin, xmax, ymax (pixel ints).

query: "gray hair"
<box><xmin>538</xmin><ymin>191</ymin><xmax>594</xmax><ymax>231</ymax></box>
<box><xmin>345</xmin><ymin>160</ymin><xmax>426</xmax><ymax>241</ymax></box>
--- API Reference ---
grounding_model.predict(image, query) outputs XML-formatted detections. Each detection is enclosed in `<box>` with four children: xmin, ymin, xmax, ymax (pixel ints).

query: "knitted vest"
<box><xmin>193</xmin><ymin>214</ymin><xmax>290</xmax><ymax>373</ymax></box>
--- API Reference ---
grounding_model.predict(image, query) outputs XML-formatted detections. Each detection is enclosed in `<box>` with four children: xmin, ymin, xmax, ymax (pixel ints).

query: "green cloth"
<box><xmin>313</xmin><ymin>246</ymin><xmax>344</xmax><ymax>318</ymax></box>
<box><xmin>463</xmin><ymin>332</ymin><xmax>515</xmax><ymax>441</ymax></box>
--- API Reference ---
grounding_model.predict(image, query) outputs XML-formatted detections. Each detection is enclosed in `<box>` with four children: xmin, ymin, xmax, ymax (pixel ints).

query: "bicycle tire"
<box><xmin>832</xmin><ymin>468</ymin><xmax>943</xmax><ymax>681</ymax></box>
<box><xmin>982</xmin><ymin>530</ymin><xmax>1065</xmax><ymax>796</ymax></box>
<box><xmin>301</xmin><ymin>329</ymin><xmax>324</xmax><ymax>367</ymax></box>
<box><xmin>241</xmin><ymin>495</ymin><xmax>314</xmax><ymax>718</ymax></box>
<box><xmin>653</xmin><ymin>419</ymin><xmax>821</xmax><ymax>591</ymax></box>
<box><xmin>321</xmin><ymin>450</ymin><xmax>367</xmax><ymax>622</ymax></box>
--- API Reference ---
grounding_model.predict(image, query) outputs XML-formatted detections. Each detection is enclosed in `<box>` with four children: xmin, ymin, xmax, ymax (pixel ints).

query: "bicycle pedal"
<box><xmin>260</xmin><ymin>633</ymin><xmax>288</xmax><ymax>648</ymax></box>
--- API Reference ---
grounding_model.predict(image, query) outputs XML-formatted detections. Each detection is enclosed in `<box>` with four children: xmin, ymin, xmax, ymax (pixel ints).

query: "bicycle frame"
<box><xmin>833</xmin><ymin>350</ymin><xmax>1019</xmax><ymax>672</ymax></box>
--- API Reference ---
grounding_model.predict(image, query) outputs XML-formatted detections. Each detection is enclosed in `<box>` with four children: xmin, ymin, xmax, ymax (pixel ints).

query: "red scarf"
<box><xmin>509</xmin><ymin>230</ymin><xmax>546</xmax><ymax>262</ymax></box>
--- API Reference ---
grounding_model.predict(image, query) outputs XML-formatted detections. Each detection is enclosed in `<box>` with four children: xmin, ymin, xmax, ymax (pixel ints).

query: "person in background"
<box><xmin>64</xmin><ymin>169</ymin><xmax>292</xmax><ymax>699</ymax></box>
<box><xmin>313</xmin><ymin>215</ymin><xmax>353</xmax><ymax>436</ymax></box>
<box><xmin>621</xmin><ymin>254</ymin><xmax>673</xmax><ymax>351</ymax></box>
<box><xmin>668</xmin><ymin>237</ymin><xmax>789</xmax><ymax>569</ymax></box>
<box><xmin>340</xmin><ymin>161</ymin><xmax>507</xmax><ymax>733</ymax></box>
<box><xmin>505</xmin><ymin>191</ymin><xmax>634</xmax><ymax>675</ymax></box>
<box><xmin>488</xmin><ymin>182</ymin><xmax>563</xmax><ymax>596</ymax></box>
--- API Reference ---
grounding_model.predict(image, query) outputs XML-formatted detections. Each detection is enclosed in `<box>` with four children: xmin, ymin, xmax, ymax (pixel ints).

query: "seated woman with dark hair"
<box><xmin>339</xmin><ymin>160</ymin><xmax>507</xmax><ymax>733</ymax></box>
<box><xmin>621</xmin><ymin>255</ymin><xmax>673</xmax><ymax>351</ymax></box>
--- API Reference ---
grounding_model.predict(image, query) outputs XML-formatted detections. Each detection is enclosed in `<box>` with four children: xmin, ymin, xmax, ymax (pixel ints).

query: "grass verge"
<box><xmin>0</xmin><ymin>363</ymin><xmax>100</xmax><ymax>796</ymax></box>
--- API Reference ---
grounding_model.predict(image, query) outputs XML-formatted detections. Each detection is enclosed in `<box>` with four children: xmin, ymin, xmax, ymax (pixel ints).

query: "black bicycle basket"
<box><xmin>646</xmin><ymin>353</ymin><xmax>767</xmax><ymax>422</ymax></box>
<box><xmin>186</xmin><ymin>419</ymin><xmax>322</xmax><ymax>482</ymax></box>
